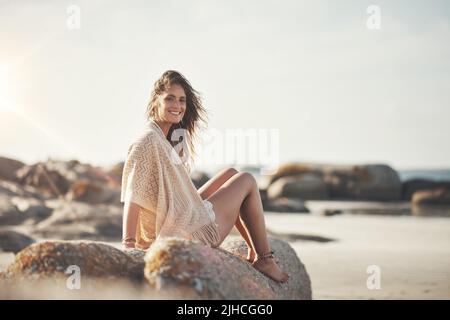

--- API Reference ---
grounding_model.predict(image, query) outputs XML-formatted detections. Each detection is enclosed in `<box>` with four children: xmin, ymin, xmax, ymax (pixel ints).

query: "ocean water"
<box><xmin>397</xmin><ymin>169</ymin><xmax>450</xmax><ymax>182</ymax></box>
<box><xmin>200</xmin><ymin>166</ymin><xmax>450</xmax><ymax>184</ymax></box>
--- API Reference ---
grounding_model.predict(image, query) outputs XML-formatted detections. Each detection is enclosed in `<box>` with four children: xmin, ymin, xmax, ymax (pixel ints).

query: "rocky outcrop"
<box><xmin>267</xmin><ymin>174</ymin><xmax>328</xmax><ymax>200</ymax></box>
<box><xmin>402</xmin><ymin>179</ymin><xmax>450</xmax><ymax>200</ymax></box>
<box><xmin>15</xmin><ymin>160</ymin><xmax>121</xmax><ymax>200</ymax></box>
<box><xmin>0</xmin><ymin>157</ymin><xmax>25</xmax><ymax>183</ymax></box>
<box><xmin>1</xmin><ymin>240</ymin><xmax>145</xmax><ymax>284</ymax></box>
<box><xmin>16</xmin><ymin>163</ymin><xmax>70</xmax><ymax>197</ymax></box>
<box><xmin>267</xmin><ymin>163</ymin><xmax>402</xmax><ymax>201</ymax></box>
<box><xmin>144</xmin><ymin>237</ymin><xmax>311</xmax><ymax>299</ymax></box>
<box><xmin>65</xmin><ymin>179</ymin><xmax>121</xmax><ymax>205</ymax></box>
<box><xmin>0</xmin><ymin>230</ymin><xmax>35</xmax><ymax>253</ymax></box>
<box><xmin>0</xmin><ymin>194</ymin><xmax>52</xmax><ymax>226</ymax></box>
<box><xmin>323</xmin><ymin>164</ymin><xmax>402</xmax><ymax>201</ymax></box>
<box><xmin>31</xmin><ymin>200</ymin><xmax>123</xmax><ymax>241</ymax></box>
<box><xmin>412</xmin><ymin>188</ymin><xmax>450</xmax><ymax>205</ymax></box>
<box><xmin>268</xmin><ymin>163</ymin><xmax>319</xmax><ymax>186</ymax></box>
<box><xmin>411</xmin><ymin>188</ymin><xmax>450</xmax><ymax>217</ymax></box>
<box><xmin>0</xmin><ymin>180</ymin><xmax>44</xmax><ymax>199</ymax></box>
<box><xmin>262</xmin><ymin>197</ymin><xmax>309</xmax><ymax>213</ymax></box>
<box><xmin>1</xmin><ymin>238</ymin><xmax>312</xmax><ymax>300</ymax></box>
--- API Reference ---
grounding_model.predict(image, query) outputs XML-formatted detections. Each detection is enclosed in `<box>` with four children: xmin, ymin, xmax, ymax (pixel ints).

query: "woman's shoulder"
<box><xmin>128</xmin><ymin>124</ymin><xmax>165</xmax><ymax>153</ymax></box>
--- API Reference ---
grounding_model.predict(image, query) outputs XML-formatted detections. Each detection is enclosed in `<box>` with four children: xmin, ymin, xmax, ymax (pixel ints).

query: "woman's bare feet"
<box><xmin>251</xmin><ymin>253</ymin><xmax>290</xmax><ymax>283</ymax></box>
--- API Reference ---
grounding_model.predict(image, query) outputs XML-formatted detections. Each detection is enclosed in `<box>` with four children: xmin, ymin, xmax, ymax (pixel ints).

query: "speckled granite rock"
<box><xmin>144</xmin><ymin>236</ymin><xmax>312</xmax><ymax>300</ymax></box>
<box><xmin>1</xmin><ymin>240</ymin><xmax>145</xmax><ymax>283</ymax></box>
<box><xmin>1</xmin><ymin>237</ymin><xmax>312</xmax><ymax>299</ymax></box>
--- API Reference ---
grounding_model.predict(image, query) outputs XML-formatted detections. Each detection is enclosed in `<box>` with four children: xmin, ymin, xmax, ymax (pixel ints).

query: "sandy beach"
<box><xmin>264</xmin><ymin>208</ymin><xmax>450</xmax><ymax>299</ymax></box>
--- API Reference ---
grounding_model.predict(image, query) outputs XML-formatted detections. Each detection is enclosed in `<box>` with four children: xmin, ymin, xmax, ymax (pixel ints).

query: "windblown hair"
<box><xmin>146</xmin><ymin>70</ymin><xmax>207</xmax><ymax>171</ymax></box>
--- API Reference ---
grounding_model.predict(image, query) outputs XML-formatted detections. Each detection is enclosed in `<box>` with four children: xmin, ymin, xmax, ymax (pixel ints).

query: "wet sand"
<box><xmin>264</xmin><ymin>211</ymin><xmax>450</xmax><ymax>299</ymax></box>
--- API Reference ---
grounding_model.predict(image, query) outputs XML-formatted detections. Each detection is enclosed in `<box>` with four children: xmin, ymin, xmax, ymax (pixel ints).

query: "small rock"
<box><xmin>0</xmin><ymin>230</ymin><xmax>35</xmax><ymax>254</ymax></box>
<box><xmin>0</xmin><ymin>157</ymin><xmax>25</xmax><ymax>183</ymax></box>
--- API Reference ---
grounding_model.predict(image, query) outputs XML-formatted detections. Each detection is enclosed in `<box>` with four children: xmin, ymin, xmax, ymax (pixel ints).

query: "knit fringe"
<box><xmin>191</xmin><ymin>222</ymin><xmax>221</xmax><ymax>248</ymax></box>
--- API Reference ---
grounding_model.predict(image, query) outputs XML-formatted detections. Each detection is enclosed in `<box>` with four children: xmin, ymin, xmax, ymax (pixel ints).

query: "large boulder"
<box><xmin>0</xmin><ymin>180</ymin><xmax>50</xmax><ymax>226</ymax></box>
<box><xmin>267</xmin><ymin>173</ymin><xmax>328</xmax><ymax>200</ymax></box>
<box><xmin>268</xmin><ymin>162</ymin><xmax>402</xmax><ymax>201</ymax></box>
<box><xmin>411</xmin><ymin>188</ymin><xmax>450</xmax><ymax>217</ymax></box>
<box><xmin>15</xmin><ymin>160</ymin><xmax>120</xmax><ymax>200</ymax></box>
<box><xmin>0</xmin><ymin>180</ymin><xmax>44</xmax><ymax>199</ymax></box>
<box><xmin>1</xmin><ymin>238</ymin><xmax>312</xmax><ymax>299</ymax></box>
<box><xmin>0</xmin><ymin>230</ymin><xmax>36</xmax><ymax>253</ymax></box>
<box><xmin>65</xmin><ymin>179</ymin><xmax>121</xmax><ymax>205</ymax></box>
<box><xmin>268</xmin><ymin>163</ymin><xmax>319</xmax><ymax>186</ymax></box>
<box><xmin>144</xmin><ymin>237</ymin><xmax>312</xmax><ymax>299</ymax></box>
<box><xmin>412</xmin><ymin>188</ymin><xmax>450</xmax><ymax>205</ymax></box>
<box><xmin>0</xmin><ymin>241</ymin><xmax>145</xmax><ymax>284</ymax></box>
<box><xmin>0</xmin><ymin>157</ymin><xmax>25</xmax><ymax>182</ymax></box>
<box><xmin>323</xmin><ymin>164</ymin><xmax>402</xmax><ymax>201</ymax></box>
<box><xmin>16</xmin><ymin>163</ymin><xmax>70</xmax><ymax>198</ymax></box>
<box><xmin>0</xmin><ymin>194</ymin><xmax>52</xmax><ymax>226</ymax></box>
<box><xmin>31</xmin><ymin>200</ymin><xmax>123</xmax><ymax>241</ymax></box>
<box><xmin>262</xmin><ymin>197</ymin><xmax>310</xmax><ymax>213</ymax></box>
<box><xmin>402</xmin><ymin>179</ymin><xmax>450</xmax><ymax>200</ymax></box>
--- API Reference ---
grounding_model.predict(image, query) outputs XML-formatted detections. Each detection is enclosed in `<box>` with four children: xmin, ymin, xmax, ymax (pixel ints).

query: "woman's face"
<box><xmin>157</xmin><ymin>84</ymin><xmax>186</xmax><ymax>124</ymax></box>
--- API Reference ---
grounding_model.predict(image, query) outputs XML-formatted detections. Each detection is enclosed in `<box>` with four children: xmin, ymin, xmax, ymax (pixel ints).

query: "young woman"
<box><xmin>121</xmin><ymin>70</ymin><xmax>289</xmax><ymax>283</ymax></box>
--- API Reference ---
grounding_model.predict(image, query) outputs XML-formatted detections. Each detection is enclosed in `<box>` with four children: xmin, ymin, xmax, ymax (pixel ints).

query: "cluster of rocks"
<box><xmin>256</xmin><ymin>162</ymin><xmax>450</xmax><ymax>216</ymax></box>
<box><xmin>0</xmin><ymin>156</ymin><xmax>213</xmax><ymax>251</ymax></box>
<box><xmin>0</xmin><ymin>237</ymin><xmax>312</xmax><ymax>300</ymax></box>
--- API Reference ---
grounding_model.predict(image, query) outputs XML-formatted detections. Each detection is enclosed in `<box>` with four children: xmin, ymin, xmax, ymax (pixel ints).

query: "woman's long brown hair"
<box><xmin>146</xmin><ymin>70</ymin><xmax>208</xmax><ymax>171</ymax></box>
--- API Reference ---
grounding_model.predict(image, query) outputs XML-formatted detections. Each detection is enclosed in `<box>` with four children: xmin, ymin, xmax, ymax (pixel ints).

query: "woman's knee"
<box><xmin>224</xmin><ymin>167</ymin><xmax>239</xmax><ymax>177</ymax></box>
<box><xmin>236</xmin><ymin>171</ymin><xmax>258</xmax><ymax>190</ymax></box>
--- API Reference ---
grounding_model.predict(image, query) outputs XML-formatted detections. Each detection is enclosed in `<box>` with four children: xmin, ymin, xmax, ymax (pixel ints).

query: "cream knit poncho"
<box><xmin>120</xmin><ymin>120</ymin><xmax>220</xmax><ymax>250</ymax></box>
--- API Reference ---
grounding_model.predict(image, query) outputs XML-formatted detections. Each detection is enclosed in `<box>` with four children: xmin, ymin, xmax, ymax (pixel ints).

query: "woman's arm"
<box><xmin>122</xmin><ymin>201</ymin><xmax>140</xmax><ymax>249</ymax></box>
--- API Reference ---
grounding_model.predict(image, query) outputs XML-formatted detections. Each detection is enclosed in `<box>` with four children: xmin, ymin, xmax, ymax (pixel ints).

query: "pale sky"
<box><xmin>1</xmin><ymin>0</ymin><xmax>449</xmax><ymax>172</ymax></box>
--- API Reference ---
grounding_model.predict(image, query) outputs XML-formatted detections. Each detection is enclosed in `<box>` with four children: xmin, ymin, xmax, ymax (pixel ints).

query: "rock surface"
<box><xmin>144</xmin><ymin>237</ymin><xmax>312</xmax><ymax>299</ymax></box>
<box><xmin>32</xmin><ymin>200</ymin><xmax>123</xmax><ymax>240</ymax></box>
<box><xmin>402</xmin><ymin>179</ymin><xmax>450</xmax><ymax>200</ymax></box>
<box><xmin>0</xmin><ymin>194</ymin><xmax>52</xmax><ymax>226</ymax></box>
<box><xmin>1</xmin><ymin>237</ymin><xmax>312</xmax><ymax>300</ymax></box>
<box><xmin>268</xmin><ymin>162</ymin><xmax>402</xmax><ymax>201</ymax></box>
<box><xmin>411</xmin><ymin>188</ymin><xmax>450</xmax><ymax>217</ymax></box>
<box><xmin>412</xmin><ymin>188</ymin><xmax>450</xmax><ymax>205</ymax></box>
<box><xmin>267</xmin><ymin>174</ymin><xmax>328</xmax><ymax>200</ymax></box>
<box><xmin>0</xmin><ymin>157</ymin><xmax>25</xmax><ymax>183</ymax></box>
<box><xmin>1</xmin><ymin>240</ymin><xmax>145</xmax><ymax>282</ymax></box>
<box><xmin>262</xmin><ymin>197</ymin><xmax>310</xmax><ymax>213</ymax></box>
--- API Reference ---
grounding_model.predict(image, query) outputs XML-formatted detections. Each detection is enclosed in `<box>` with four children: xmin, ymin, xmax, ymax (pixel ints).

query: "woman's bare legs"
<box><xmin>197</xmin><ymin>168</ymin><xmax>256</xmax><ymax>262</ymax></box>
<box><xmin>207</xmin><ymin>172</ymin><xmax>289</xmax><ymax>283</ymax></box>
